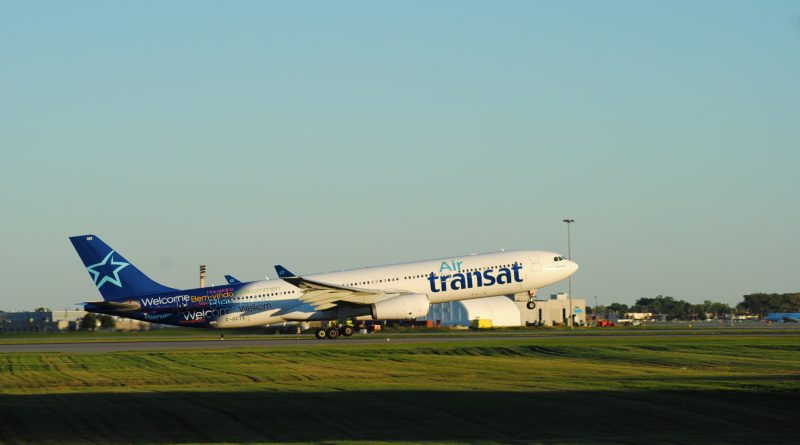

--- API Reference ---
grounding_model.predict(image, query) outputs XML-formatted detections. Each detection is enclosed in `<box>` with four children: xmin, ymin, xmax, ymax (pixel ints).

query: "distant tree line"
<box><xmin>736</xmin><ymin>293</ymin><xmax>800</xmax><ymax>317</ymax></box>
<box><xmin>589</xmin><ymin>293</ymin><xmax>800</xmax><ymax>321</ymax></box>
<box><xmin>80</xmin><ymin>313</ymin><xmax>116</xmax><ymax>331</ymax></box>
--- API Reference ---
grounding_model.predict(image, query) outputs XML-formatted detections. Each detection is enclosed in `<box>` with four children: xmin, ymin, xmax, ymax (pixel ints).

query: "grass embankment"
<box><xmin>0</xmin><ymin>335</ymin><xmax>798</xmax><ymax>444</ymax></box>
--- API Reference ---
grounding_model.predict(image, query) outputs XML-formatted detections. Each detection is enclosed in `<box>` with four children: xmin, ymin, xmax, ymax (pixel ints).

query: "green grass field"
<box><xmin>1</xmin><ymin>334</ymin><xmax>798</xmax><ymax>444</ymax></box>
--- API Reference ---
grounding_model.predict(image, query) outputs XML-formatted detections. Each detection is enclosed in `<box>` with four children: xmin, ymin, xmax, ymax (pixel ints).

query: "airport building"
<box><xmin>0</xmin><ymin>309</ymin><xmax>154</xmax><ymax>332</ymax></box>
<box><xmin>0</xmin><ymin>310</ymin><xmax>57</xmax><ymax>333</ymax></box>
<box><xmin>51</xmin><ymin>309</ymin><xmax>89</xmax><ymax>331</ymax></box>
<box><xmin>0</xmin><ymin>309</ymin><xmax>95</xmax><ymax>332</ymax></box>
<box><xmin>426</xmin><ymin>293</ymin><xmax>586</xmax><ymax>327</ymax></box>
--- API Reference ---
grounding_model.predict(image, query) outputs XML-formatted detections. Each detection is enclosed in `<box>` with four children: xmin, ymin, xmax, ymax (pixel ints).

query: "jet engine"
<box><xmin>371</xmin><ymin>293</ymin><xmax>429</xmax><ymax>320</ymax></box>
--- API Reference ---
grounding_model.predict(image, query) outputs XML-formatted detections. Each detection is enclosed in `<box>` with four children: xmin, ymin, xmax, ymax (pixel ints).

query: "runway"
<box><xmin>2</xmin><ymin>329</ymin><xmax>798</xmax><ymax>353</ymax></box>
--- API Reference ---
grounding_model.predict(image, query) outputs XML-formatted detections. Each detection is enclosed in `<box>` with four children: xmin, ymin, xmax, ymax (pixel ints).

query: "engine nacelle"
<box><xmin>371</xmin><ymin>293</ymin><xmax>429</xmax><ymax>320</ymax></box>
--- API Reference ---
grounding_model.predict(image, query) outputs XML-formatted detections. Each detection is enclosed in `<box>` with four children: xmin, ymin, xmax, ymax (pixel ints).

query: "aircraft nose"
<box><xmin>568</xmin><ymin>260</ymin><xmax>579</xmax><ymax>275</ymax></box>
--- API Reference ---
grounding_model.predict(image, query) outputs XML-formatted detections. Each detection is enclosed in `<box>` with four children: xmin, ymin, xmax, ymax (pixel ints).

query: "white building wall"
<box><xmin>515</xmin><ymin>297</ymin><xmax>586</xmax><ymax>326</ymax></box>
<box><xmin>426</xmin><ymin>295</ymin><xmax>587</xmax><ymax>328</ymax></box>
<box><xmin>427</xmin><ymin>296</ymin><xmax>522</xmax><ymax>327</ymax></box>
<box><xmin>460</xmin><ymin>296</ymin><xmax>523</xmax><ymax>327</ymax></box>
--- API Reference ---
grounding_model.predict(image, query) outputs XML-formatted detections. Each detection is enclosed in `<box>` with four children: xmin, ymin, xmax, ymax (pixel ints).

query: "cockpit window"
<box><xmin>554</xmin><ymin>256</ymin><xmax>567</xmax><ymax>261</ymax></box>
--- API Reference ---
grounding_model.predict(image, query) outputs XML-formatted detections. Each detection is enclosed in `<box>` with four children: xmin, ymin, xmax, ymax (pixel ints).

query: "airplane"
<box><xmin>70</xmin><ymin>234</ymin><xmax>579</xmax><ymax>339</ymax></box>
<box><xmin>224</xmin><ymin>275</ymin><xmax>242</xmax><ymax>284</ymax></box>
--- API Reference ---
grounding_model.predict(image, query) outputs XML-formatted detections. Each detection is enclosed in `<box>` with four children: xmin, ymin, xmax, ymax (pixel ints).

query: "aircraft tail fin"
<box><xmin>69</xmin><ymin>234</ymin><xmax>176</xmax><ymax>301</ymax></box>
<box><xmin>224</xmin><ymin>274</ymin><xmax>242</xmax><ymax>284</ymax></box>
<box><xmin>274</xmin><ymin>265</ymin><xmax>296</xmax><ymax>278</ymax></box>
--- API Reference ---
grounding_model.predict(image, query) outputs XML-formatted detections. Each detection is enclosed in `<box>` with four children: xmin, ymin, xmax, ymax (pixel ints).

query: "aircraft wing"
<box><xmin>274</xmin><ymin>265</ymin><xmax>400</xmax><ymax>310</ymax></box>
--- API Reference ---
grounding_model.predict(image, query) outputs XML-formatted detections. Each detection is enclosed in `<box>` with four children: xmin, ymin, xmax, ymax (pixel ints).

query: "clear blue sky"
<box><xmin>1</xmin><ymin>1</ymin><xmax>798</xmax><ymax>310</ymax></box>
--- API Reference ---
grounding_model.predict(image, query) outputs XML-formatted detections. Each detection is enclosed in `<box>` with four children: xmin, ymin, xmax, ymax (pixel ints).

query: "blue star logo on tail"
<box><xmin>86</xmin><ymin>250</ymin><xmax>129</xmax><ymax>289</ymax></box>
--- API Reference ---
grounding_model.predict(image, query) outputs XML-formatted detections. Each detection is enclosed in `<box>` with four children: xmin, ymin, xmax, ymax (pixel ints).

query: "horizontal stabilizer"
<box><xmin>83</xmin><ymin>299</ymin><xmax>142</xmax><ymax>312</ymax></box>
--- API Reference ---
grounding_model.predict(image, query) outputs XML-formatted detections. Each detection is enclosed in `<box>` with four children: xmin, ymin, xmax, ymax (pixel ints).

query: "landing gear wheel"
<box><xmin>526</xmin><ymin>301</ymin><xmax>536</xmax><ymax>310</ymax></box>
<box><xmin>314</xmin><ymin>328</ymin><xmax>327</xmax><ymax>340</ymax></box>
<box><xmin>326</xmin><ymin>327</ymin><xmax>339</xmax><ymax>339</ymax></box>
<box><xmin>340</xmin><ymin>325</ymin><xmax>354</xmax><ymax>337</ymax></box>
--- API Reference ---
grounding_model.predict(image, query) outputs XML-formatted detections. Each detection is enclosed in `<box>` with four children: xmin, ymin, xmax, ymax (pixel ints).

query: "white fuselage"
<box><xmin>212</xmin><ymin>250</ymin><xmax>578</xmax><ymax>328</ymax></box>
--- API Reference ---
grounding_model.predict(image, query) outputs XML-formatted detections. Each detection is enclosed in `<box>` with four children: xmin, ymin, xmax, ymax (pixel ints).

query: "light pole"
<box><xmin>594</xmin><ymin>295</ymin><xmax>599</xmax><ymax>327</ymax></box>
<box><xmin>563</xmin><ymin>219</ymin><xmax>574</xmax><ymax>328</ymax></box>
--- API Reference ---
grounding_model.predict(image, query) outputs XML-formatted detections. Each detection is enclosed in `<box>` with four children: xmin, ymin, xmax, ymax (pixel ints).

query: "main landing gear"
<box><xmin>314</xmin><ymin>323</ymin><xmax>355</xmax><ymax>340</ymax></box>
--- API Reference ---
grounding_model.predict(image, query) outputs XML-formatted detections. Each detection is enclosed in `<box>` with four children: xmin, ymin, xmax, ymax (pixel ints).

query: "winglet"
<box><xmin>274</xmin><ymin>265</ymin><xmax>296</xmax><ymax>278</ymax></box>
<box><xmin>224</xmin><ymin>275</ymin><xmax>241</xmax><ymax>284</ymax></box>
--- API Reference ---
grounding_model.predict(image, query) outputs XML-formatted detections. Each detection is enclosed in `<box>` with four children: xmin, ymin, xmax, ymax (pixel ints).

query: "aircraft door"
<box><xmin>528</xmin><ymin>255</ymin><xmax>541</xmax><ymax>274</ymax></box>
